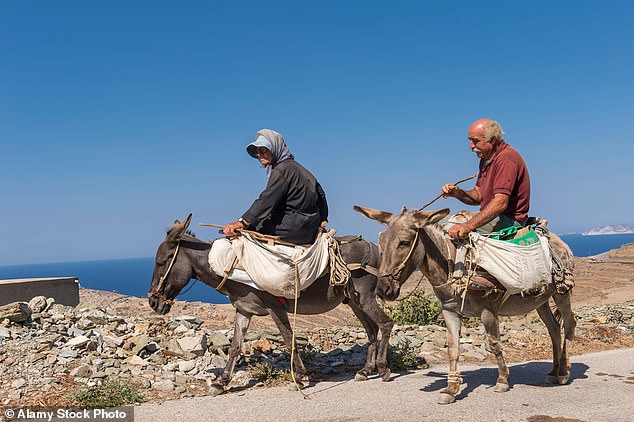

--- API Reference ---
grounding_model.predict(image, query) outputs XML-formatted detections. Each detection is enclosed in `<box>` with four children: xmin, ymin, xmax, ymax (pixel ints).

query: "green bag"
<box><xmin>491</xmin><ymin>226</ymin><xmax>540</xmax><ymax>246</ymax></box>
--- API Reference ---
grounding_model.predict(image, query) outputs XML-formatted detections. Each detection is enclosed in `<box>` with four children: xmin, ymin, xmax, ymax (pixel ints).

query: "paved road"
<box><xmin>136</xmin><ymin>348</ymin><xmax>634</xmax><ymax>422</ymax></box>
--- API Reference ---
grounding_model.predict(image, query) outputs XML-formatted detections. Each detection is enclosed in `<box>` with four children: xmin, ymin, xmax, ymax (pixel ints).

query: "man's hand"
<box><xmin>223</xmin><ymin>220</ymin><xmax>246</xmax><ymax>237</ymax></box>
<box><xmin>441</xmin><ymin>183</ymin><xmax>460</xmax><ymax>198</ymax></box>
<box><xmin>447</xmin><ymin>223</ymin><xmax>473</xmax><ymax>239</ymax></box>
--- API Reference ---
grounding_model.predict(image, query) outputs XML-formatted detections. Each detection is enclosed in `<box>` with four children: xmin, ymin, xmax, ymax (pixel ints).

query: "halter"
<box><xmin>380</xmin><ymin>228</ymin><xmax>420</xmax><ymax>281</ymax></box>
<box><xmin>148</xmin><ymin>241</ymin><xmax>181</xmax><ymax>306</ymax></box>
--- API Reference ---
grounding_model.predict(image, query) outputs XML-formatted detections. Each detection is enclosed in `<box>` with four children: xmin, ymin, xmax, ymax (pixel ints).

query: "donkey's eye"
<box><xmin>398</xmin><ymin>240</ymin><xmax>410</xmax><ymax>249</ymax></box>
<box><xmin>156</xmin><ymin>258</ymin><xmax>167</xmax><ymax>266</ymax></box>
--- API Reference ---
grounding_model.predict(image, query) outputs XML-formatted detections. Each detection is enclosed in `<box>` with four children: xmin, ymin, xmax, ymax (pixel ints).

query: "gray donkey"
<box><xmin>148</xmin><ymin>214</ymin><xmax>394</xmax><ymax>396</ymax></box>
<box><xmin>355</xmin><ymin>206</ymin><xmax>576</xmax><ymax>404</ymax></box>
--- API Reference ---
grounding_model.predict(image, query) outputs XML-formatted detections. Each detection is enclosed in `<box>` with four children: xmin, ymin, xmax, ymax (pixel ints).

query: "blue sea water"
<box><xmin>0</xmin><ymin>233</ymin><xmax>632</xmax><ymax>304</ymax></box>
<box><xmin>0</xmin><ymin>257</ymin><xmax>229</xmax><ymax>304</ymax></box>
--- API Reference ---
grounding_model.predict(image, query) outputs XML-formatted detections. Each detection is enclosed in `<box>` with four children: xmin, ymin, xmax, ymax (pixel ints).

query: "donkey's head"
<box><xmin>148</xmin><ymin>214</ymin><xmax>193</xmax><ymax>315</ymax></box>
<box><xmin>354</xmin><ymin>205</ymin><xmax>449</xmax><ymax>300</ymax></box>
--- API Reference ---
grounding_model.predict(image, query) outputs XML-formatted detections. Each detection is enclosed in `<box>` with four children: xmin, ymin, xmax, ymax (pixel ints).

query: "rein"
<box><xmin>148</xmin><ymin>241</ymin><xmax>181</xmax><ymax>306</ymax></box>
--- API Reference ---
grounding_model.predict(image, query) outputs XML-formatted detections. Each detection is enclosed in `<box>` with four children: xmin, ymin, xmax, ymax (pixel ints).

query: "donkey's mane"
<box><xmin>165</xmin><ymin>227</ymin><xmax>197</xmax><ymax>238</ymax></box>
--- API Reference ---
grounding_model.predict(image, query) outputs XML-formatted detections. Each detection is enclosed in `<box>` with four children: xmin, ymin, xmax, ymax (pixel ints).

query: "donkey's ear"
<box><xmin>412</xmin><ymin>208</ymin><xmax>450</xmax><ymax>228</ymax></box>
<box><xmin>166</xmin><ymin>213</ymin><xmax>193</xmax><ymax>243</ymax></box>
<box><xmin>353</xmin><ymin>205</ymin><xmax>394</xmax><ymax>226</ymax></box>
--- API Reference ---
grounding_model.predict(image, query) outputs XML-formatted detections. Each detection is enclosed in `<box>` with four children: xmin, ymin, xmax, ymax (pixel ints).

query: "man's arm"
<box><xmin>448</xmin><ymin>193</ymin><xmax>509</xmax><ymax>238</ymax></box>
<box><xmin>442</xmin><ymin>184</ymin><xmax>482</xmax><ymax>206</ymax></box>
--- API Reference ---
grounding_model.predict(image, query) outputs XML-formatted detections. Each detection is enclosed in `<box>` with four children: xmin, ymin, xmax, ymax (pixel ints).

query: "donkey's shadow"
<box><xmin>421</xmin><ymin>362</ymin><xmax>589</xmax><ymax>400</ymax></box>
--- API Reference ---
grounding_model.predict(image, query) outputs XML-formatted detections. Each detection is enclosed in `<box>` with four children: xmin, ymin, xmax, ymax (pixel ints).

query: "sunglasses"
<box><xmin>256</xmin><ymin>147</ymin><xmax>270</xmax><ymax>155</ymax></box>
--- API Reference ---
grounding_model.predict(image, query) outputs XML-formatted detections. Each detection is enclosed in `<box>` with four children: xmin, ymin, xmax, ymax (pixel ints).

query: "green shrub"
<box><xmin>72</xmin><ymin>380</ymin><xmax>144</xmax><ymax>408</ymax></box>
<box><xmin>248</xmin><ymin>363</ymin><xmax>291</xmax><ymax>386</ymax></box>
<box><xmin>387</xmin><ymin>338</ymin><xmax>428</xmax><ymax>371</ymax></box>
<box><xmin>383</xmin><ymin>290</ymin><xmax>441</xmax><ymax>326</ymax></box>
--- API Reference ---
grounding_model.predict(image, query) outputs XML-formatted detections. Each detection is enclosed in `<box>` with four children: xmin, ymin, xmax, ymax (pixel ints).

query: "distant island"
<box><xmin>583</xmin><ymin>224</ymin><xmax>634</xmax><ymax>236</ymax></box>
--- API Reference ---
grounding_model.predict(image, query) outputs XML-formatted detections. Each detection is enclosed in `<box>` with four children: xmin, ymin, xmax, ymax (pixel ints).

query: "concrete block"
<box><xmin>0</xmin><ymin>278</ymin><xmax>79</xmax><ymax>307</ymax></box>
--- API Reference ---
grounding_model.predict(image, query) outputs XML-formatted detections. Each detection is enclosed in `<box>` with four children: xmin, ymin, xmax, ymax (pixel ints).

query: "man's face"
<box><xmin>469</xmin><ymin>136</ymin><xmax>495</xmax><ymax>159</ymax></box>
<box><xmin>467</xmin><ymin>122</ymin><xmax>496</xmax><ymax>159</ymax></box>
<box><xmin>256</xmin><ymin>147</ymin><xmax>273</xmax><ymax>166</ymax></box>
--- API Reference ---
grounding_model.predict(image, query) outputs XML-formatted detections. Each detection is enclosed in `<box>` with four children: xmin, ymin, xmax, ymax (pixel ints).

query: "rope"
<box><xmin>155</xmin><ymin>242</ymin><xmax>180</xmax><ymax>295</ymax></box>
<box><xmin>416</xmin><ymin>172</ymin><xmax>478</xmax><ymax>212</ymax></box>
<box><xmin>327</xmin><ymin>235</ymin><xmax>351</xmax><ymax>286</ymax></box>
<box><xmin>289</xmin><ymin>258</ymin><xmax>309</xmax><ymax>399</ymax></box>
<box><xmin>447</xmin><ymin>370</ymin><xmax>463</xmax><ymax>384</ymax></box>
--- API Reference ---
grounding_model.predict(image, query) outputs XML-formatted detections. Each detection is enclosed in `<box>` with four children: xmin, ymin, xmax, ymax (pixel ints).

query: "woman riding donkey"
<box><xmin>223</xmin><ymin>129</ymin><xmax>328</xmax><ymax>245</ymax></box>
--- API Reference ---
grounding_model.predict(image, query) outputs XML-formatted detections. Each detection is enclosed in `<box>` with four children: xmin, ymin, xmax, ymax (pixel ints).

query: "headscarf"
<box><xmin>246</xmin><ymin>129</ymin><xmax>294</xmax><ymax>178</ymax></box>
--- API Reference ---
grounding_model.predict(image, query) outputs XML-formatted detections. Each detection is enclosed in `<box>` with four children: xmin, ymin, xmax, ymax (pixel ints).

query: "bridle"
<box><xmin>148</xmin><ymin>241</ymin><xmax>181</xmax><ymax>306</ymax></box>
<box><xmin>379</xmin><ymin>228</ymin><xmax>420</xmax><ymax>282</ymax></box>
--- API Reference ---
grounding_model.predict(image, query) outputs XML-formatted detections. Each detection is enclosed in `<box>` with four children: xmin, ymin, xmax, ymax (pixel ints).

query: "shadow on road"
<box><xmin>420</xmin><ymin>362</ymin><xmax>590</xmax><ymax>400</ymax></box>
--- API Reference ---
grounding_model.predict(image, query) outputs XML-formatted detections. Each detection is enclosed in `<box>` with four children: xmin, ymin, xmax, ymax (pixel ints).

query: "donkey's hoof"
<box><xmin>354</xmin><ymin>371</ymin><xmax>368</xmax><ymax>382</ymax></box>
<box><xmin>557</xmin><ymin>374</ymin><xmax>570</xmax><ymax>385</ymax></box>
<box><xmin>437</xmin><ymin>392</ymin><xmax>455</xmax><ymax>405</ymax></box>
<box><xmin>494</xmin><ymin>382</ymin><xmax>510</xmax><ymax>393</ymax></box>
<box><xmin>208</xmin><ymin>384</ymin><xmax>224</xmax><ymax>397</ymax></box>
<box><xmin>547</xmin><ymin>375</ymin><xmax>558</xmax><ymax>384</ymax></box>
<box><xmin>380</xmin><ymin>369</ymin><xmax>391</xmax><ymax>382</ymax></box>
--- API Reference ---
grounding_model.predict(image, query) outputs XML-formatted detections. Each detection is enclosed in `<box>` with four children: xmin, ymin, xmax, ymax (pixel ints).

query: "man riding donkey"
<box><xmin>440</xmin><ymin>118</ymin><xmax>574</xmax><ymax>295</ymax></box>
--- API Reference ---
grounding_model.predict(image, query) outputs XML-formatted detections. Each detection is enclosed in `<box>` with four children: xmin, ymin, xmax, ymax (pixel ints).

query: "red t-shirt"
<box><xmin>475</xmin><ymin>141</ymin><xmax>530</xmax><ymax>222</ymax></box>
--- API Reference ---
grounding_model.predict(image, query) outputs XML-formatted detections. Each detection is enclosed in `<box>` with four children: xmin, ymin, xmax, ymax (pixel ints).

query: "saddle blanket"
<box><xmin>208</xmin><ymin>232</ymin><xmax>331</xmax><ymax>299</ymax></box>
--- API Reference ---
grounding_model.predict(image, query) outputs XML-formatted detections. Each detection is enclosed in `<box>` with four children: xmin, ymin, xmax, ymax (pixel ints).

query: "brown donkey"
<box><xmin>354</xmin><ymin>206</ymin><xmax>576</xmax><ymax>404</ymax></box>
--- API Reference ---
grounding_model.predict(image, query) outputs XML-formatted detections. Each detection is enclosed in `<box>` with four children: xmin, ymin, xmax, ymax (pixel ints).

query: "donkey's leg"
<box><xmin>480</xmin><ymin>308</ymin><xmax>510</xmax><ymax>393</ymax></box>
<box><xmin>552</xmin><ymin>291</ymin><xmax>576</xmax><ymax>384</ymax></box>
<box><xmin>209</xmin><ymin>311</ymin><xmax>251</xmax><ymax>396</ymax></box>
<box><xmin>535</xmin><ymin>300</ymin><xmax>563</xmax><ymax>384</ymax></box>
<box><xmin>348</xmin><ymin>303</ymin><xmax>379</xmax><ymax>381</ymax></box>
<box><xmin>359</xmin><ymin>296</ymin><xmax>394</xmax><ymax>382</ymax></box>
<box><xmin>438</xmin><ymin>309</ymin><xmax>462</xmax><ymax>404</ymax></box>
<box><xmin>268</xmin><ymin>306</ymin><xmax>308</xmax><ymax>390</ymax></box>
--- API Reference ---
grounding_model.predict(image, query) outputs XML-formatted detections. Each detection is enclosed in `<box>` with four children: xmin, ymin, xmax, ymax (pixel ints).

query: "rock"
<box><xmin>208</xmin><ymin>332</ymin><xmax>230</xmax><ymax>348</ymax></box>
<box><xmin>252</xmin><ymin>339</ymin><xmax>272</xmax><ymax>353</ymax></box>
<box><xmin>177</xmin><ymin>335</ymin><xmax>207</xmax><ymax>356</ymax></box>
<box><xmin>103</xmin><ymin>334</ymin><xmax>124</xmax><ymax>347</ymax></box>
<box><xmin>28</xmin><ymin>296</ymin><xmax>48</xmax><ymax>313</ymax></box>
<box><xmin>11</xmin><ymin>378</ymin><xmax>27</xmax><ymax>389</ymax></box>
<box><xmin>178</xmin><ymin>360</ymin><xmax>196</xmax><ymax>373</ymax></box>
<box><xmin>126</xmin><ymin>334</ymin><xmax>151</xmax><ymax>355</ymax></box>
<box><xmin>129</xmin><ymin>356</ymin><xmax>147</xmax><ymax>366</ymax></box>
<box><xmin>0</xmin><ymin>328</ymin><xmax>11</xmax><ymax>339</ymax></box>
<box><xmin>71</xmin><ymin>365</ymin><xmax>93</xmax><ymax>378</ymax></box>
<box><xmin>91</xmin><ymin>371</ymin><xmax>108</xmax><ymax>379</ymax></box>
<box><xmin>0</xmin><ymin>302</ymin><xmax>31</xmax><ymax>323</ymax></box>
<box><xmin>59</xmin><ymin>349</ymin><xmax>78</xmax><ymax>358</ymax></box>
<box><xmin>66</xmin><ymin>336</ymin><xmax>91</xmax><ymax>348</ymax></box>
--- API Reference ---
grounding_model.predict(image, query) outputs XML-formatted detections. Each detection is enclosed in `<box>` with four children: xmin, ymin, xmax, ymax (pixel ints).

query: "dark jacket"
<box><xmin>241</xmin><ymin>158</ymin><xmax>328</xmax><ymax>244</ymax></box>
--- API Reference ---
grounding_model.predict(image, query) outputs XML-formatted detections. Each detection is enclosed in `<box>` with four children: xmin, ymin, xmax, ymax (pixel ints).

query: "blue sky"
<box><xmin>1</xmin><ymin>1</ymin><xmax>633</xmax><ymax>265</ymax></box>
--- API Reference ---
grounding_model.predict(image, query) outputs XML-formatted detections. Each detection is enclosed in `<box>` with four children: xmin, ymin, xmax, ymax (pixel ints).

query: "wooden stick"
<box><xmin>415</xmin><ymin>172</ymin><xmax>478</xmax><ymax>212</ymax></box>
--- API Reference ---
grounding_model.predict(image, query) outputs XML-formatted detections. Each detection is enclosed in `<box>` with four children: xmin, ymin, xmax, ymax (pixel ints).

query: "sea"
<box><xmin>1</xmin><ymin>233</ymin><xmax>633</xmax><ymax>305</ymax></box>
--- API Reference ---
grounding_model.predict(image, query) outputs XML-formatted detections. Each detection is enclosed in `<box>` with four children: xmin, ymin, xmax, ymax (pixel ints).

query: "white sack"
<box><xmin>208</xmin><ymin>234</ymin><xmax>331</xmax><ymax>299</ymax></box>
<box><xmin>469</xmin><ymin>232</ymin><xmax>552</xmax><ymax>295</ymax></box>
